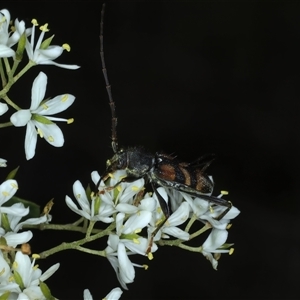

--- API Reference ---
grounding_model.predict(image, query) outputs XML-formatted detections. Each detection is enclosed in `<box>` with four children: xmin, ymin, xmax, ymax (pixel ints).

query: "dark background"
<box><xmin>1</xmin><ymin>1</ymin><xmax>299</xmax><ymax>299</ymax></box>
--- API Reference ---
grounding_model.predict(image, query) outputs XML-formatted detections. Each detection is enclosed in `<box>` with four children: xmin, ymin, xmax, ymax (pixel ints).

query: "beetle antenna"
<box><xmin>100</xmin><ymin>3</ymin><xmax>118</xmax><ymax>153</ymax></box>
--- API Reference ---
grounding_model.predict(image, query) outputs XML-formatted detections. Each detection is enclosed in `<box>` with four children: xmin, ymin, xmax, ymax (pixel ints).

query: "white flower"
<box><xmin>0</xmin><ymin>9</ymin><xmax>29</xmax><ymax>58</ymax></box>
<box><xmin>26</xmin><ymin>19</ymin><xmax>79</xmax><ymax>69</ymax></box>
<box><xmin>0</xmin><ymin>228</ymin><xmax>33</xmax><ymax>248</ymax></box>
<box><xmin>83</xmin><ymin>289</ymin><xmax>93</xmax><ymax>300</ymax></box>
<box><xmin>103</xmin><ymin>287</ymin><xmax>123</xmax><ymax>300</ymax></box>
<box><xmin>0</xmin><ymin>102</ymin><xmax>8</xmax><ymax>115</ymax></box>
<box><xmin>201</xmin><ymin>228</ymin><xmax>230</xmax><ymax>270</ymax></box>
<box><xmin>7</xmin><ymin>202</ymin><xmax>48</xmax><ymax>232</ymax></box>
<box><xmin>10</xmin><ymin>252</ymin><xmax>59</xmax><ymax>299</ymax></box>
<box><xmin>66</xmin><ymin>179</ymin><xmax>115</xmax><ymax>223</ymax></box>
<box><xmin>83</xmin><ymin>287</ymin><xmax>122</xmax><ymax>300</ymax></box>
<box><xmin>0</xmin><ymin>9</ymin><xmax>15</xmax><ymax>57</ymax></box>
<box><xmin>105</xmin><ymin>209</ymin><xmax>157</xmax><ymax>289</ymax></box>
<box><xmin>0</xmin><ymin>252</ymin><xmax>20</xmax><ymax>295</ymax></box>
<box><xmin>0</xmin><ymin>180</ymin><xmax>26</xmax><ymax>224</ymax></box>
<box><xmin>0</xmin><ymin>157</ymin><xmax>7</xmax><ymax>167</ymax></box>
<box><xmin>92</xmin><ymin>170</ymin><xmax>146</xmax><ymax>206</ymax></box>
<box><xmin>106</xmin><ymin>238</ymin><xmax>136</xmax><ymax>290</ymax></box>
<box><xmin>10</xmin><ymin>72</ymin><xmax>75</xmax><ymax>160</ymax></box>
<box><xmin>150</xmin><ymin>187</ymin><xmax>190</xmax><ymax>241</ymax></box>
<box><xmin>199</xmin><ymin>203</ymin><xmax>240</xmax><ymax>230</ymax></box>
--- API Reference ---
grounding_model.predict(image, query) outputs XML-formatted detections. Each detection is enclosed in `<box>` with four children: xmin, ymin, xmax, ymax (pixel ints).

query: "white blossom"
<box><xmin>66</xmin><ymin>179</ymin><xmax>115</xmax><ymax>223</ymax></box>
<box><xmin>201</xmin><ymin>228</ymin><xmax>231</xmax><ymax>270</ymax></box>
<box><xmin>0</xmin><ymin>157</ymin><xmax>7</xmax><ymax>167</ymax></box>
<box><xmin>150</xmin><ymin>187</ymin><xmax>190</xmax><ymax>241</ymax></box>
<box><xmin>9</xmin><ymin>252</ymin><xmax>59</xmax><ymax>299</ymax></box>
<box><xmin>0</xmin><ymin>102</ymin><xmax>8</xmax><ymax>116</ymax></box>
<box><xmin>10</xmin><ymin>72</ymin><xmax>75</xmax><ymax>160</ymax></box>
<box><xmin>0</xmin><ymin>9</ymin><xmax>29</xmax><ymax>58</ymax></box>
<box><xmin>26</xmin><ymin>19</ymin><xmax>79</xmax><ymax>69</ymax></box>
<box><xmin>83</xmin><ymin>287</ymin><xmax>122</xmax><ymax>300</ymax></box>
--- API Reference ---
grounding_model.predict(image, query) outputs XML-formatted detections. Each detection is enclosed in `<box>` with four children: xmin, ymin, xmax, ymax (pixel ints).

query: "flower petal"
<box><xmin>32</xmin><ymin>94</ymin><xmax>75</xmax><ymax>115</ymax></box>
<box><xmin>31</xmin><ymin>72</ymin><xmax>47</xmax><ymax>110</ymax></box>
<box><xmin>0</xmin><ymin>102</ymin><xmax>8</xmax><ymax>116</ymax></box>
<box><xmin>0</xmin><ymin>179</ymin><xmax>18</xmax><ymax>206</ymax></box>
<box><xmin>118</xmin><ymin>243</ymin><xmax>135</xmax><ymax>284</ymax></box>
<box><xmin>0</xmin><ymin>44</ymin><xmax>15</xmax><ymax>57</ymax></box>
<box><xmin>25</xmin><ymin>121</ymin><xmax>37</xmax><ymax>160</ymax></box>
<box><xmin>10</xmin><ymin>110</ymin><xmax>31</xmax><ymax>127</ymax></box>
<box><xmin>33</xmin><ymin>121</ymin><xmax>64</xmax><ymax>147</ymax></box>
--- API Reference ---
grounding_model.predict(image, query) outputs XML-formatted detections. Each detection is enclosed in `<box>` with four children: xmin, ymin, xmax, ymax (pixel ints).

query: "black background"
<box><xmin>1</xmin><ymin>1</ymin><xmax>300</xmax><ymax>299</ymax></box>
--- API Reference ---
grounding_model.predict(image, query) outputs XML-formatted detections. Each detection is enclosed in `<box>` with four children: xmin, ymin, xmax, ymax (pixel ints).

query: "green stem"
<box><xmin>86</xmin><ymin>221</ymin><xmax>95</xmax><ymax>238</ymax></box>
<box><xmin>178</xmin><ymin>243</ymin><xmax>203</xmax><ymax>253</ymax></box>
<box><xmin>9</xmin><ymin>59</ymin><xmax>21</xmax><ymax>80</ymax></box>
<box><xmin>189</xmin><ymin>222</ymin><xmax>212</xmax><ymax>240</ymax></box>
<box><xmin>3</xmin><ymin>58</ymin><xmax>11</xmax><ymax>74</ymax></box>
<box><xmin>24</xmin><ymin>222</ymin><xmax>101</xmax><ymax>234</ymax></box>
<box><xmin>76</xmin><ymin>246</ymin><xmax>106</xmax><ymax>257</ymax></box>
<box><xmin>37</xmin><ymin>222</ymin><xmax>116</xmax><ymax>259</ymax></box>
<box><xmin>0</xmin><ymin>122</ymin><xmax>13</xmax><ymax>128</ymax></box>
<box><xmin>2</xmin><ymin>95</ymin><xmax>21</xmax><ymax>110</ymax></box>
<box><xmin>185</xmin><ymin>213</ymin><xmax>197</xmax><ymax>232</ymax></box>
<box><xmin>13</xmin><ymin>60</ymin><xmax>35</xmax><ymax>84</ymax></box>
<box><xmin>0</xmin><ymin>59</ymin><xmax>7</xmax><ymax>87</ymax></box>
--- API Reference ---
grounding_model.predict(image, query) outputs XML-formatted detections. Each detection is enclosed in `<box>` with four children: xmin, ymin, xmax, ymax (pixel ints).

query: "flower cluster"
<box><xmin>66</xmin><ymin>170</ymin><xmax>240</xmax><ymax>289</ymax></box>
<box><xmin>0</xmin><ymin>179</ymin><xmax>60</xmax><ymax>299</ymax></box>
<box><xmin>0</xmin><ymin>8</ymin><xmax>79</xmax><ymax>160</ymax></box>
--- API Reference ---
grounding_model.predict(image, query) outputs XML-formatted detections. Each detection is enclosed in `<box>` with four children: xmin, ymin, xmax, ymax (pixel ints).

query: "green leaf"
<box><xmin>85</xmin><ymin>184</ymin><xmax>92</xmax><ymax>202</ymax></box>
<box><xmin>40</xmin><ymin>35</ymin><xmax>54</xmax><ymax>49</ymax></box>
<box><xmin>40</xmin><ymin>281</ymin><xmax>55</xmax><ymax>300</ymax></box>
<box><xmin>32</xmin><ymin>114</ymin><xmax>54</xmax><ymax>125</ymax></box>
<box><xmin>0</xmin><ymin>236</ymin><xmax>8</xmax><ymax>246</ymax></box>
<box><xmin>15</xmin><ymin>32</ymin><xmax>26</xmax><ymax>61</ymax></box>
<box><xmin>0</xmin><ymin>291</ymin><xmax>10</xmax><ymax>300</ymax></box>
<box><xmin>13</xmin><ymin>270</ymin><xmax>25</xmax><ymax>290</ymax></box>
<box><xmin>1</xmin><ymin>213</ymin><xmax>12</xmax><ymax>231</ymax></box>
<box><xmin>5</xmin><ymin>166</ymin><xmax>19</xmax><ymax>180</ymax></box>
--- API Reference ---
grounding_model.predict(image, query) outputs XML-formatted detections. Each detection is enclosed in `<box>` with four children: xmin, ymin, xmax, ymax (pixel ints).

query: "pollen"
<box><xmin>143</xmin><ymin>264</ymin><xmax>149</xmax><ymax>270</ymax></box>
<box><xmin>133</xmin><ymin>238</ymin><xmax>139</xmax><ymax>244</ymax></box>
<box><xmin>221</xmin><ymin>190</ymin><xmax>229</xmax><ymax>195</ymax></box>
<box><xmin>37</xmin><ymin>128</ymin><xmax>44</xmax><ymax>138</ymax></box>
<box><xmin>0</xmin><ymin>268</ymin><xmax>5</xmax><ymax>276</ymax></box>
<box><xmin>229</xmin><ymin>248</ymin><xmax>234</xmax><ymax>255</ymax></box>
<box><xmin>67</xmin><ymin>118</ymin><xmax>74</xmax><ymax>124</ymax></box>
<box><xmin>62</xmin><ymin>43</ymin><xmax>71</xmax><ymax>52</ymax></box>
<box><xmin>209</xmin><ymin>206</ymin><xmax>214</xmax><ymax>213</ymax></box>
<box><xmin>76</xmin><ymin>193</ymin><xmax>81</xmax><ymax>199</ymax></box>
<box><xmin>31</xmin><ymin>19</ymin><xmax>38</xmax><ymax>26</ymax></box>
<box><xmin>226</xmin><ymin>223</ymin><xmax>232</xmax><ymax>229</ymax></box>
<box><xmin>147</xmin><ymin>252</ymin><xmax>154</xmax><ymax>260</ymax></box>
<box><xmin>32</xmin><ymin>253</ymin><xmax>40</xmax><ymax>259</ymax></box>
<box><xmin>108</xmin><ymin>173</ymin><xmax>114</xmax><ymax>179</ymax></box>
<box><xmin>48</xmin><ymin>136</ymin><xmax>54</xmax><ymax>142</ymax></box>
<box><xmin>61</xmin><ymin>94</ymin><xmax>68</xmax><ymax>102</ymax></box>
<box><xmin>40</xmin><ymin>23</ymin><xmax>49</xmax><ymax>32</ymax></box>
<box><xmin>134</xmin><ymin>228</ymin><xmax>142</xmax><ymax>234</ymax></box>
<box><xmin>2</xmin><ymin>191</ymin><xmax>9</xmax><ymax>197</ymax></box>
<box><xmin>42</xmin><ymin>103</ymin><xmax>48</xmax><ymax>109</ymax></box>
<box><xmin>131</xmin><ymin>185</ymin><xmax>139</xmax><ymax>191</ymax></box>
<box><xmin>0</xmin><ymin>15</ymin><xmax>6</xmax><ymax>23</ymax></box>
<box><xmin>10</xmin><ymin>182</ymin><xmax>18</xmax><ymax>189</ymax></box>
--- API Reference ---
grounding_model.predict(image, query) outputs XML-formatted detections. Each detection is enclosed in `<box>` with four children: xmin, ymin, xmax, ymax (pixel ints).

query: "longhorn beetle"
<box><xmin>98</xmin><ymin>3</ymin><xmax>232</xmax><ymax>252</ymax></box>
